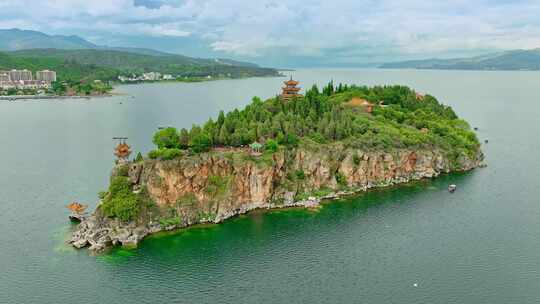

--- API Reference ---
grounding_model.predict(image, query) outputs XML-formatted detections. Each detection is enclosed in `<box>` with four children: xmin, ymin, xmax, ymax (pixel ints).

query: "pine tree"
<box><xmin>217</xmin><ymin>110</ymin><xmax>225</xmax><ymax>127</ymax></box>
<box><xmin>189</xmin><ymin>125</ymin><xmax>202</xmax><ymax>143</ymax></box>
<box><xmin>218</xmin><ymin>125</ymin><xmax>229</xmax><ymax>146</ymax></box>
<box><xmin>179</xmin><ymin>128</ymin><xmax>190</xmax><ymax>149</ymax></box>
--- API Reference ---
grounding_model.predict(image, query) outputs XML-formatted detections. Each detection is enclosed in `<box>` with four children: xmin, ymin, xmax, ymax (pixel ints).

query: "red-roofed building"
<box><xmin>280</xmin><ymin>77</ymin><xmax>302</xmax><ymax>100</ymax></box>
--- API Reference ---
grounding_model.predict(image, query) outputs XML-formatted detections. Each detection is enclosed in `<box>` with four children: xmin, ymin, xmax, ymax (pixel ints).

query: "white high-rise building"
<box><xmin>9</xmin><ymin>69</ymin><xmax>33</xmax><ymax>81</ymax></box>
<box><xmin>36</xmin><ymin>70</ymin><xmax>57</xmax><ymax>83</ymax></box>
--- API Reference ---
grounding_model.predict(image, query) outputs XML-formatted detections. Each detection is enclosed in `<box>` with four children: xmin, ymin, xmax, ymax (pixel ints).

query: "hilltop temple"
<box><xmin>280</xmin><ymin>77</ymin><xmax>302</xmax><ymax>100</ymax></box>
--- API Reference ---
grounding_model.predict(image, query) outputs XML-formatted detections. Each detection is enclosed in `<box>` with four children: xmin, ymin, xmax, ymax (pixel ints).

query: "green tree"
<box><xmin>264</xmin><ymin>139</ymin><xmax>279</xmax><ymax>153</ymax></box>
<box><xmin>218</xmin><ymin>125</ymin><xmax>229</xmax><ymax>146</ymax></box>
<box><xmin>152</xmin><ymin>127</ymin><xmax>180</xmax><ymax>149</ymax></box>
<box><xmin>217</xmin><ymin>110</ymin><xmax>225</xmax><ymax>126</ymax></box>
<box><xmin>100</xmin><ymin>176</ymin><xmax>140</xmax><ymax>222</ymax></box>
<box><xmin>134</xmin><ymin>152</ymin><xmax>144</xmax><ymax>163</ymax></box>
<box><xmin>51</xmin><ymin>81</ymin><xmax>66</xmax><ymax>95</ymax></box>
<box><xmin>179</xmin><ymin>128</ymin><xmax>190</xmax><ymax>149</ymax></box>
<box><xmin>191</xmin><ymin>133</ymin><xmax>212</xmax><ymax>153</ymax></box>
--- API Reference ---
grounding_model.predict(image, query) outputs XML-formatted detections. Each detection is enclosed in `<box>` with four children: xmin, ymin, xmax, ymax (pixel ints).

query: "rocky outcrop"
<box><xmin>69</xmin><ymin>144</ymin><xmax>484</xmax><ymax>252</ymax></box>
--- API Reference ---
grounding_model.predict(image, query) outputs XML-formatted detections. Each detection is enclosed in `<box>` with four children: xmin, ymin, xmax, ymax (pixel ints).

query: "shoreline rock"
<box><xmin>69</xmin><ymin>146</ymin><xmax>484</xmax><ymax>253</ymax></box>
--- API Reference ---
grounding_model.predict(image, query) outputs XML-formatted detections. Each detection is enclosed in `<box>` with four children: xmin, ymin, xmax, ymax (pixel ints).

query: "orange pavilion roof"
<box><xmin>67</xmin><ymin>202</ymin><xmax>87</xmax><ymax>213</ymax></box>
<box><xmin>284</xmin><ymin>79</ymin><xmax>299</xmax><ymax>86</ymax></box>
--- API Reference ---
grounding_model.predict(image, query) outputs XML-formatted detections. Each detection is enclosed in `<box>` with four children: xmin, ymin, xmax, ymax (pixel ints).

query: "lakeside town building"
<box><xmin>0</xmin><ymin>71</ymin><xmax>9</xmax><ymax>82</ymax></box>
<box><xmin>0</xmin><ymin>69</ymin><xmax>56</xmax><ymax>90</ymax></box>
<box><xmin>36</xmin><ymin>70</ymin><xmax>57</xmax><ymax>83</ymax></box>
<box><xmin>118</xmin><ymin>72</ymin><xmax>175</xmax><ymax>82</ymax></box>
<box><xmin>9</xmin><ymin>69</ymin><xmax>33</xmax><ymax>81</ymax></box>
<box><xmin>143</xmin><ymin>72</ymin><xmax>161</xmax><ymax>81</ymax></box>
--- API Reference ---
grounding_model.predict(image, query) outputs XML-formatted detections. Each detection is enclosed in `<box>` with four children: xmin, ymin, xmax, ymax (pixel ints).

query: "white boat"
<box><xmin>448</xmin><ymin>184</ymin><xmax>457</xmax><ymax>192</ymax></box>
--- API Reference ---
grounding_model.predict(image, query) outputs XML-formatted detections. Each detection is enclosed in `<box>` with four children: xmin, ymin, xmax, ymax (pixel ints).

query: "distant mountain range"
<box><xmin>7</xmin><ymin>48</ymin><xmax>273</xmax><ymax>75</ymax></box>
<box><xmin>0</xmin><ymin>29</ymin><xmax>278</xmax><ymax>81</ymax></box>
<box><xmin>0</xmin><ymin>28</ymin><xmax>98</xmax><ymax>51</ymax></box>
<box><xmin>0</xmin><ymin>29</ymin><xmax>264</xmax><ymax>68</ymax></box>
<box><xmin>0</xmin><ymin>29</ymin><xmax>182</xmax><ymax>56</ymax></box>
<box><xmin>380</xmin><ymin>49</ymin><xmax>540</xmax><ymax>71</ymax></box>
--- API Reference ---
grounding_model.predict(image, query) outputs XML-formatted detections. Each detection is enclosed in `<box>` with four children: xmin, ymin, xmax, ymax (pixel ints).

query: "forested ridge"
<box><xmin>150</xmin><ymin>82</ymin><xmax>480</xmax><ymax>162</ymax></box>
<box><xmin>2</xmin><ymin>49</ymin><xmax>279</xmax><ymax>82</ymax></box>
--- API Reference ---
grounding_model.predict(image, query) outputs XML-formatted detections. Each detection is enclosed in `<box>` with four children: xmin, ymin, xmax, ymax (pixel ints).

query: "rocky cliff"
<box><xmin>70</xmin><ymin>144</ymin><xmax>484</xmax><ymax>252</ymax></box>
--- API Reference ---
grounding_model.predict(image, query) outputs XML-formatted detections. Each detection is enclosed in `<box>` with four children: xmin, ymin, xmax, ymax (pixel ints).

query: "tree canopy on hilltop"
<box><xmin>148</xmin><ymin>82</ymin><xmax>479</xmax><ymax>161</ymax></box>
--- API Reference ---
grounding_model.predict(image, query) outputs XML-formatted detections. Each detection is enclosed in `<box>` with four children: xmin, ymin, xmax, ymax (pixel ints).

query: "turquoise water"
<box><xmin>1</xmin><ymin>69</ymin><xmax>539</xmax><ymax>303</ymax></box>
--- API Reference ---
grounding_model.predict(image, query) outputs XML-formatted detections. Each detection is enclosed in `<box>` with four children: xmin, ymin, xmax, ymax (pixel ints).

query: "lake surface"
<box><xmin>1</xmin><ymin>69</ymin><xmax>539</xmax><ymax>303</ymax></box>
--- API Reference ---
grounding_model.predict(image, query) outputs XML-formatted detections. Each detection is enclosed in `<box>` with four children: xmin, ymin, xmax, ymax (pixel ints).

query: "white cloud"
<box><xmin>1</xmin><ymin>0</ymin><xmax>540</xmax><ymax>63</ymax></box>
<box><xmin>135</xmin><ymin>23</ymin><xmax>191</xmax><ymax>37</ymax></box>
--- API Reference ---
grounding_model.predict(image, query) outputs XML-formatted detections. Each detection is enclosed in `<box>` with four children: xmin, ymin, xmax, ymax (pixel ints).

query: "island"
<box><xmin>69</xmin><ymin>80</ymin><xmax>484</xmax><ymax>252</ymax></box>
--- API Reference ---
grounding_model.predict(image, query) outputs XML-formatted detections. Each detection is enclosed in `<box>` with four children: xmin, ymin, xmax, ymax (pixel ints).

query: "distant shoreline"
<box><xmin>0</xmin><ymin>94</ymin><xmax>113</xmax><ymax>101</ymax></box>
<box><xmin>0</xmin><ymin>74</ymin><xmax>289</xmax><ymax>101</ymax></box>
<box><xmin>115</xmin><ymin>73</ymin><xmax>286</xmax><ymax>85</ymax></box>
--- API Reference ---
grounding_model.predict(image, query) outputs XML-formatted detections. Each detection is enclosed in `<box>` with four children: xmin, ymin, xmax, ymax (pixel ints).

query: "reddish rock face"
<box><xmin>72</xmin><ymin>145</ymin><xmax>482</xmax><ymax>252</ymax></box>
<box><xmin>136</xmin><ymin>146</ymin><xmax>480</xmax><ymax>222</ymax></box>
<box><xmin>407</xmin><ymin>152</ymin><xmax>418</xmax><ymax>172</ymax></box>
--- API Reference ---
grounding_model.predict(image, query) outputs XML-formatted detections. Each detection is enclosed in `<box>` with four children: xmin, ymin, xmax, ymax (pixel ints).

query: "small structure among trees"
<box><xmin>249</xmin><ymin>141</ymin><xmax>263</xmax><ymax>156</ymax></box>
<box><xmin>345</xmin><ymin>97</ymin><xmax>374</xmax><ymax>113</ymax></box>
<box><xmin>280</xmin><ymin>76</ymin><xmax>302</xmax><ymax>100</ymax></box>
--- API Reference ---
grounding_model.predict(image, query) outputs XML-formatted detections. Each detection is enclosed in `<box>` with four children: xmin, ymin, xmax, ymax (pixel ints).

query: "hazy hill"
<box><xmin>213</xmin><ymin>58</ymin><xmax>259</xmax><ymax>68</ymax></box>
<box><xmin>0</xmin><ymin>29</ymin><xmax>275</xmax><ymax>76</ymax></box>
<box><xmin>0</xmin><ymin>48</ymin><xmax>279</xmax><ymax>81</ymax></box>
<box><xmin>380</xmin><ymin>49</ymin><xmax>540</xmax><ymax>71</ymax></box>
<box><xmin>0</xmin><ymin>29</ymin><xmax>97</xmax><ymax>50</ymax></box>
<box><xmin>0</xmin><ymin>28</ymin><xmax>165</xmax><ymax>56</ymax></box>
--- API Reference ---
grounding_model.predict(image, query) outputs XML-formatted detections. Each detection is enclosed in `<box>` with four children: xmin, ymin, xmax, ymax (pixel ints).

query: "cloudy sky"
<box><xmin>1</xmin><ymin>0</ymin><xmax>539</xmax><ymax>67</ymax></box>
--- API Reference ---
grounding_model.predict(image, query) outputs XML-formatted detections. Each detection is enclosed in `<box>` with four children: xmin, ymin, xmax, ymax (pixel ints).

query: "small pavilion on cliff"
<box><xmin>66</xmin><ymin>202</ymin><xmax>88</xmax><ymax>222</ymax></box>
<box><xmin>280</xmin><ymin>77</ymin><xmax>302</xmax><ymax>100</ymax></box>
<box><xmin>67</xmin><ymin>202</ymin><xmax>87</xmax><ymax>214</ymax></box>
<box><xmin>113</xmin><ymin>137</ymin><xmax>132</xmax><ymax>162</ymax></box>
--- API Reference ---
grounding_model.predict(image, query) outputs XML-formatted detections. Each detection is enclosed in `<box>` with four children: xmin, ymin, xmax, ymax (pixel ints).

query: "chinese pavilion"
<box><xmin>66</xmin><ymin>202</ymin><xmax>87</xmax><ymax>214</ymax></box>
<box><xmin>67</xmin><ymin>202</ymin><xmax>88</xmax><ymax>221</ymax></box>
<box><xmin>280</xmin><ymin>77</ymin><xmax>302</xmax><ymax>100</ymax></box>
<box><xmin>113</xmin><ymin>137</ymin><xmax>131</xmax><ymax>161</ymax></box>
